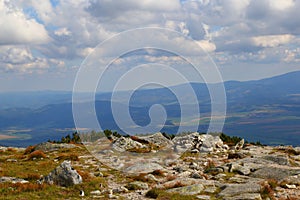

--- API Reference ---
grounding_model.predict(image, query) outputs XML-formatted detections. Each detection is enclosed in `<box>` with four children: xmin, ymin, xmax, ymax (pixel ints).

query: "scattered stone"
<box><xmin>139</xmin><ymin>132</ymin><xmax>173</xmax><ymax>149</ymax></box>
<box><xmin>250</xmin><ymin>167</ymin><xmax>294</xmax><ymax>181</ymax></box>
<box><xmin>235</xmin><ymin>139</ymin><xmax>244</xmax><ymax>151</ymax></box>
<box><xmin>228</xmin><ymin>152</ymin><xmax>246</xmax><ymax>159</ymax></box>
<box><xmin>0</xmin><ymin>177</ymin><xmax>29</xmax><ymax>184</ymax></box>
<box><xmin>191</xmin><ymin>172</ymin><xmax>202</xmax><ymax>179</ymax></box>
<box><xmin>126</xmin><ymin>181</ymin><xmax>148</xmax><ymax>190</ymax></box>
<box><xmin>35</xmin><ymin>142</ymin><xmax>77</xmax><ymax>152</ymax></box>
<box><xmin>113</xmin><ymin>186</ymin><xmax>128</xmax><ymax>193</ymax></box>
<box><xmin>124</xmin><ymin>162</ymin><xmax>163</xmax><ymax>174</ymax></box>
<box><xmin>112</xmin><ymin>137</ymin><xmax>146</xmax><ymax>152</ymax></box>
<box><xmin>196</xmin><ymin>195</ymin><xmax>210</xmax><ymax>200</ymax></box>
<box><xmin>189</xmin><ymin>162</ymin><xmax>198</xmax><ymax>170</ymax></box>
<box><xmin>218</xmin><ymin>182</ymin><xmax>261</xmax><ymax>197</ymax></box>
<box><xmin>144</xmin><ymin>174</ymin><xmax>158</xmax><ymax>182</ymax></box>
<box><xmin>94</xmin><ymin>172</ymin><xmax>104</xmax><ymax>177</ymax></box>
<box><xmin>285</xmin><ymin>184</ymin><xmax>297</xmax><ymax>189</ymax></box>
<box><xmin>173</xmin><ymin>166</ymin><xmax>184</xmax><ymax>173</ymax></box>
<box><xmin>262</xmin><ymin>155</ymin><xmax>290</xmax><ymax>165</ymax></box>
<box><xmin>167</xmin><ymin>184</ymin><xmax>204</xmax><ymax>195</ymax></box>
<box><xmin>225</xmin><ymin>193</ymin><xmax>262</xmax><ymax>200</ymax></box>
<box><xmin>90</xmin><ymin>190</ymin><xmax>101</xmax><ymax>195</ymax></box>
<box><xmin>6</xmin><ymin>159</ymin><xmax>17</xmax><ymax>162</ymax></box>
<box><xmin>42</xmin><ymin>160</ymin><xmax>82</xmax><ymax>187</ymax></box>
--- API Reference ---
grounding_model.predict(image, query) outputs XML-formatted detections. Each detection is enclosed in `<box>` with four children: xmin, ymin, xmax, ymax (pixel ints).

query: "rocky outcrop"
<box><xmin>35</xmin><ymin>142</ymin><xmax>77</xmax><ymax>152</ymax></box>
<box><xmin>42</xmin><ymin>160</ymin><xmax>82</xmax><ymax>187</ymax></box>
<box><xmin>139</xmin><ymin>132</ymin><xmax>173</xmax><ymax>149</ymax></box>
<box><xmin>173</xmin><ymin>133</ymin><xmax>227</xmax><ymax>153</ymax></box>
<box><xmin>112</xmin><ymin>137</ymin><xmax>147</xmax><ymax>152</ymax></box>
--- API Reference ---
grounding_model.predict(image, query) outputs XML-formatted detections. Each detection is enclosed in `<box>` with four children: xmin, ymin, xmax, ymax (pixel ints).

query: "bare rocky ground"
<box><xmin>1</xmin><ymin>132</ymin><xmax>300</xmax><ymax>200</ymax></box>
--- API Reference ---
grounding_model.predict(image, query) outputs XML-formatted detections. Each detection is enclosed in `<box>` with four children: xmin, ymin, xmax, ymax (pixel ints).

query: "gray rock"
<box><xmin>230</xmin><ymin>163</ymin><xmax>251</xmax><ymax>175</ymax></box>
<box><xmin>191</xmin><ymin>172</ymin><xmax>202</xmax><ymax>179</ymax></box>
<box><xmin>124</xmin><ymin>162</ymin><xmax>163</xmax><ymax>174</ymax></box>
<box><xmin>90</xmin><ymin>190</ymin><xmax>101</xmax><ymax>195</ymax></box>
<box><xmin>0</xmin><ymin>176</ymin><xmax>29</xmax><ymax>184</ymax></box>
<box><xmin>35</xmin><ymin>142</ymin><xmax>77</xmax><ymax>152</ymax></box>
<box><xmin>235</xmin><ymin>139</ymin><xmax>244</xmax><ymax>151</ymax></box>
<box><xmin>250</xmin><ymin>167</ymin><xmax>295</xmax><ymax>181</ymax></box>
<box><xmin>225</xmin><ymin>193</ymin><xmax>262</xmax><ymax>200</ymax></box>
<box><xmin>218</xmin><ymin>182</ymin><xmax>261</xmax><ymax>197</ymax></box>
<box><xmin>126</xmin><ymin>181</ymin><xmax>148</xmax><ymax>190</ymax></box>
<box><xmin>139</xmin><ymin>132</ymin><xmax>173</xmax><ymax>149</ymax></box>
<box><xmin>199</xmin><ymin>134</ymin><xmax>224</xmax><ymax>153</ymax></box>
<box><xmin>42</xmin><ymin>160</ymin><xmax>82</xmax><ymax>187</ymax></box>
<box><xmin>167</xmin><ymin>184</ymin><xmax>204</xmax><ymax>195</ymax></box>
<box><xmin>144</xmin><ymin>174</ymin><xmax>158</xmax><ymax>182</ymax></box>
<box><xmin>113</xmin><ymin>186</ymin><xmax>128</xmax><ymax>193</ymax></box>
<box><xmin>112</xmin><ymin>137</ymin><xmax>146</xmax><ymax>152</ymax></box>
<box><xmin>196</xmin><ymin>195</ymin><xmax>210</xmax><ymax>200</ymax></box>
<box><xmin>262</xmin><ymin>155</ymin><xmax>290</xmax><ymax>165</ymax></box>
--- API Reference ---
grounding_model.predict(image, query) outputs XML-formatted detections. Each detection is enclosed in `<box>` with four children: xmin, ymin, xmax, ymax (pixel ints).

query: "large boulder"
<box><xmin>112</xmin><ymin>137</ymin><xmax>147</xmax><ymax>152</ymax></box>
<box><xmin>218</xmin><ymin>182</ymin><xmax>261</xmax><ymax>198</ymax></box>
<box><xmin>139</xmin><ymin>132</ymin><xmax>173</xmax><ymax>149</ymax></box>
<box><xmin>42</xmin><ymin>160</ymin><xmax>82</xmax><ymax>187</ymax></box>
<box><xmin>173</xmin><ymin>133</ymin><xmax>225</xmax><ymax>153</ymax></box>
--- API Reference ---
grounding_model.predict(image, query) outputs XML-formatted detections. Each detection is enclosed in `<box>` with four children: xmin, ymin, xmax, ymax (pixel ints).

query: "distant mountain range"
<box><xmin>0</xmin><ymin>71</ymin><xmax>299</xmax><ymax>147</ymax></box>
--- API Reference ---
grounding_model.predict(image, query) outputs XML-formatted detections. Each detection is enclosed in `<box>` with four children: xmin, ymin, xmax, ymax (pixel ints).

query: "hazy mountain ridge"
<box><xmin>0</xmin><ymin>71</ymin><xmax>299</xmax><ymax>147</ymax></box>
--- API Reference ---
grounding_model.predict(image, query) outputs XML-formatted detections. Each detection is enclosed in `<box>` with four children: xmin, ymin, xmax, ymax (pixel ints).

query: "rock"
<box><xmin>235</xmin><ymin>139</ymin><xmax>244</xmax><ymax>151</ymax></box>
<box><xmin>262</xmin><ymin>155</ymin><xmax>290</xmax><ymax>165</ymax></box>
<box><xmin>173</xmin><ymin>166</ymin><xmax>184</xmax><ymax>173</ymax></box>
<box><xmin>250</xmin><ymin>167</ymin><xmax>295</xmax><ymax>181</ymax></box>
<box><xmin>189</xmin><ymin>162</ymin><xmax>198</xmax><ymax>170</ymax></box>
<box><xmin>218</xmin><ymin>182</ymin><xmax>261</xmax><ymax>197</ymax></box>
<box><xmin>230</xmin><ymin>163</ymin><xmax>251</xmax><ymax>175</ymax></box>
<box><xmin>94</xmin><ymin>172</ymin><xmax>103</xmax><ymax>177</ymax></box>
<box><xmin>139</xmin><ymin>132</ymin><xmax>173</xmax><ymax>149</ymax></box>
<box><xmin>124</xmin><ymin>162</ymin><xmax>164</xmax><ymax>174</ymax></box>
<box><xmin>90</xmin><ymin>190</ymin><xmax>101</xmax><ymax>195</ymax></box>
<box><xmin>6</xmin><ymin>159</ymin><xmax>17</xmax><ymax>162</ymax></box>
<box><xmin>126</xmin><ymin>181</ymin><xmax>148</xmax><ymax>190</ymax></box>
<box><xmin>285</xmin><ymin>184</ymin><xmax>297</xmax><ymax>189</ymax></box>
<box><xmin>35</xmin><ymin>142</ymin><xmax>77</xmax><ymax>152</ymax></box>
<box><xmin>203</xmin><ymin>186</ymin><xmax>217</xmax><ymax>193</ymax></box>
<box><xmin>283</xmin><ymin>175</ymin><xmax>300</xmax><ymax>185</ymax></box>
<box><xmin>113</xmin><ymin>186</ymin><xmax>128</xmax><ymax>193</ymax></box>
<box><xmin>196</xmin><ymin>195</ymin><xmax>210</xmax><ymax>200</ymax></box>
<box><xmin>157</xmin><ymin>178</ymin><xmax>192</xmax><ymax>189</ymax></box>
<box><xmin>112</xmin><ymin>137</ymin><xmax>146</xmax><ymax>152</ymax></box>
<box><xmin>173</xmin><ymin>132</ymin><xmax>199</xmax><ymax>153</ymax></box>
<box><xmin>199</xmin><ymin>134</ymin><xmax>224</xmax><ymax>153</ymax></box>
<box><xmin>144</xmin><ymin>174</ymin><xmax>158</xmax><ymax>182</ymax></box>
<box><xmin>42</xmin><ymin>160</ymin><xmax>82</xmax><ymax>187</ymax></box>
<box><xmin>228</xmin><ymin>152</ymin><xmax>246</xmax><ymax>159</ymax></box>
<box><xmin>191</xmin><ymin>172</ymin><xmax>202</xmax><ymax>179</ymax></box>
<box><xmin>190</xmin><ymin>149</ymin><xmax>199</xmax><ymax>154</ymax></box>
<box><xmin>178</xmin><ymin>171</ymin><xmax>191</xmax><ymax>178</ymax></box>
<box><xmin>0</xmin><ymin>177</ymin><xmax>29</xmax><ymax>184</ymax></box>
<box><xmin>167</xmin><ymin>184</ymin><xmax>204</xmax><ymax>195</ymax></box>
<box><xmin>225</xmin><ymin>193</ymin><xmax>262</xmax><ymax>200</ymax></box>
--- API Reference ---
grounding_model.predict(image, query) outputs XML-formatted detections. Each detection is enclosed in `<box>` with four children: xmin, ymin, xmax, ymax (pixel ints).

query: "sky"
<box><xmin>0</xmin><ymin>0</ymin><xmax>300</xmax><ymax>92</ymax></box>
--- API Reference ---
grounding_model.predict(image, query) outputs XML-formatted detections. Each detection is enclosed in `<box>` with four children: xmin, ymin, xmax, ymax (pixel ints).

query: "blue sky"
<box><xmin>0</xmin><ymin>0</ymin><xmax>300</xmax><ymax>91</ymax></box>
